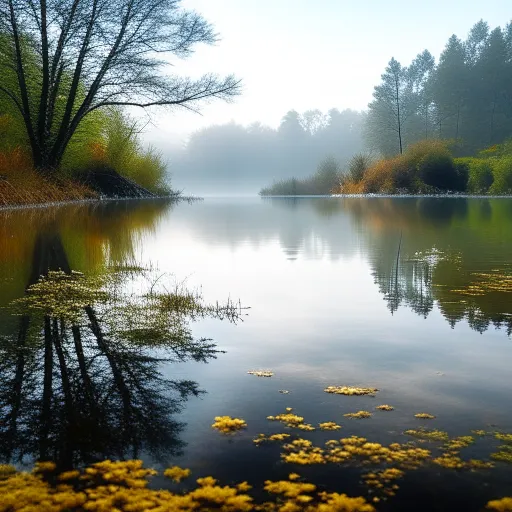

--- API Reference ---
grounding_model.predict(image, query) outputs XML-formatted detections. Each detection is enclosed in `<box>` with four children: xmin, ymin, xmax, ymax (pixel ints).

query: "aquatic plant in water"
<box><xmin>319</xmin><ymin>422</ymin><xmax>342</xmax><ymax>431</ymax></box>
<box><xmin>495</xmin><ymin>433</ymin><xmax>512</xmax><ymax>444</ymax></box>
<box><xmin>414</xmin><ymin>413</ymin><xmax>436</xmax><ymax>420</ymax></box>
<box><xmin>450</xmin><ymin>271</ymin><xmax>512</xmax><ymax>297</ymax></box>
<box><xmin>253</xmin><ymin>433</ymin><xmax>291</xmax><ymax>445</ymax></box>
<box><xmin>324</xmin><ymin>386</ymin><xmax>378</xmax><ymax>396</ymax></box>
<box><xmin>164</xmin><ymin>466</ymin><xmax>192</xmax><ymax>482</ymax></box>
<box><xmin>267</xmin><ymin>408</ymin><xmax>316</xmax><ymax>431</ymax></box>
<box><xmin>404</xmin><ymin>428</ymin><xmax>449</xmax><ymax>442</ymax></box>
<box><xmin>1</xmin><ymin>401</ymin><xmax>511</xmax><ymax>510</ymax></box>
<box><xmin>0</xmin><ymin>460</ymin><xmax>381</xmax><ymax>511</ymax></box>
<box><xmin>487</xmin><ymin>497</ymin><xmax>512</xmax><ymax>511</ymax></box>
<box><xmin>212</xmin><ymin>416</ymin><xmax>247</xmax><ymax>434</ymax></box>
<box><xmin>344</xmin><ymin>411</ymin><xmax>372</xmax><ymax>419</ymax></box>
<box><xmin>11</xmin><ymin>270</ymin><xmax>107</xmax><ymax>322</ymax></box>
<box><xmin>375</xmin><ymin>405</ymin><xmax>394</xmax><ymax>411</ymax></box>
<box><xmin>491</xmin><ymin>445</ymin><xmax>512</xmax><ymax>464</ymax></box>
<box><xmin>248</xmin><ymin>370</ymin><xmax>274</xmax><ymax>377</ymax></box>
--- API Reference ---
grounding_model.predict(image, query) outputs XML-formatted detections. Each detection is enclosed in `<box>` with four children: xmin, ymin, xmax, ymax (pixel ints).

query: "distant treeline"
<box><xmin>261</xmin><ymin>18</ymin><xmax>512</xmax><ymax>196</ymax></box>
<box><xmin>169</xmin><ymin>109</ymin><xmax>365</xmax><ymax>194</ymax></box>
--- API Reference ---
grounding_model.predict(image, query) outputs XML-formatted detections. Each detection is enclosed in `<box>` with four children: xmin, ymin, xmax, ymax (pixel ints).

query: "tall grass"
<box><xmin>99</xmin><ymin>109</ymin><xmax>171</xmax><ymax>194</ymax></box>
<box><xmin>0</xmin><ymin>148</ymin><xmax>97</xmax><ymax>207</ymax></box>
<box><xmin>1</xmin><ymin>105</ymin><xmax>172</xmax><ymax>203</ymax></box>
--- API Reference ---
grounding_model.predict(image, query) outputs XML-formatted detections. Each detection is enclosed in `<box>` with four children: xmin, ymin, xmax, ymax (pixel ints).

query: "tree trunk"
<box><xmin>395</xmin><ymin>76</ymin><xmax>403</xmax><ymax>155</ymax></box>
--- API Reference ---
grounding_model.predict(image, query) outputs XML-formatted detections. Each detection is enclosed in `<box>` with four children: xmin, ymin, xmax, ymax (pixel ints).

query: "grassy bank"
<box><xmin>0</xmin><ymin>109</ymin><xmax>172</xmax><ymax>208</ymax></box>
<box><xmin>0</xmin><ymin>148</ymin><xmax>98</xmax><ymax>208</ymax></box>
<box><xmin>260</xmin><ymin>140</ymin><xmax>512</xmax><ymax>197</ymax></box>
<box><xmin>337</xmin><ymin>140</ymin><xmax>512</xmax><ymax>195</ymax></box>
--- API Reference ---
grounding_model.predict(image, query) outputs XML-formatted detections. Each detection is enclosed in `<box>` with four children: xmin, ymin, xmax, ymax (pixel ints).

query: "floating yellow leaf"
<box><xmin>212</xmin><ymin>416</ymin><xmax>247</xmax><ymax>434</ymax></box>
<box><xmin>324</xmin><ymin>386</ymin><xmax>378</xmax><ymax>396</ymax></box>
<box><xmin>376</xmin><ymin>405</ymin><xmax>394</xmax><ymax>411</ymax></box>
<box><xmin>344</xmin><ymin>411</ymin><xmax>372</xmax><ymax>419</ymax></box>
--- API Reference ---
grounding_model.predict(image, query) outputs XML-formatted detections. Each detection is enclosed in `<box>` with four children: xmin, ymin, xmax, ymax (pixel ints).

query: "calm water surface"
<box><xmin>1</xmin><ymin>197</ymin><xmax>511</xmax><ymax>511</ymax></box>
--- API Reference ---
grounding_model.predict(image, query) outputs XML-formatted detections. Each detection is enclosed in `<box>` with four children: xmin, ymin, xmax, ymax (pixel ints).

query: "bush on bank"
<box><xmin>0</xmin><ymin>107</ymin><xmax>171</xmax><ymax>207</ymax></box>
<box><xmin>337</xmin><ymin>140</ymin><xmax>512</xmax><ymax>195</ymax></box>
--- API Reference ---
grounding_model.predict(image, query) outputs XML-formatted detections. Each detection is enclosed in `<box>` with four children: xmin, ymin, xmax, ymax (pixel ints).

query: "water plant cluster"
<box><xmin>2</xmin><ymin>404</ymin><xmax>512</xmax><ymax>511</ymax></box>
<box><xmin>205</xmin><ymin>385</ymin><xmax>512</xmax><ymax>509</ymax></box>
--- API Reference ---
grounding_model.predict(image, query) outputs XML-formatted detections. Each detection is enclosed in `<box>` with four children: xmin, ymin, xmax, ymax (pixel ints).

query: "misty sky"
<box><xmin>144</xmin><ymin>0</ymin><xmax>511</xmax><ymax>147</ymax></box>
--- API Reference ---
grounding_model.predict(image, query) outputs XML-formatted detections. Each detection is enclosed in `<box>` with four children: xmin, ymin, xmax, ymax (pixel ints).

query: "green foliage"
<box><xmin>453</xmin><ymin>160</ymin><xmax>470</xmax><ymax>191</ymax></box>
<box><xmin>347</xmin><ymin>153</ymin><xmax>373</xmax><ymax>182</ymax></box>
<box><xmin>489</xmin><ymin>156</ymin><xmax>512</xmax><ymax>194</ymax></box>
<box><xmin>0</xmin><ymin>35</ymin><xmax>170</xmax><ymax>195</ymax></box>
<box><xmin>456</xmin><ymin>158</ymin><xmax>494</xmax><ymax>193</ymax></box>
<box><xmin>60</xmin><ymin>110</ymin><xmax>107</xmax><ymax>177</ymax></box>
<box><xmin>101</xmin><ymin>109</ymin><xmax>170</xmax><ymax>194</ymax></box>
<box><xmin>417</xmin><ymin>152</ymin><xmax>460</xmax><ymax>191</ymax></box>
<box><xmin>366</xmin><ymin>20</ymin><xmax>512</xmax><ymax>157</ymax></box>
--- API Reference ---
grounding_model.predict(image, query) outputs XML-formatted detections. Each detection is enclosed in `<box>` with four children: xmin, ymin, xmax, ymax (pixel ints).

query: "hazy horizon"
<box><xmin>141</xmin><ymin>0</ymin><xmax>511</xmax><ymax>149</ymax></box>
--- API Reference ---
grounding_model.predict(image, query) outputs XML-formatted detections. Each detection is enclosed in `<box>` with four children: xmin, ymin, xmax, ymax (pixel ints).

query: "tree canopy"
<box><xmin>366</xmin><ymin>19</ymin><xmax>512</xmax><ymax>157</ymax></box>
<box><xmin>0</xmin><ymin>0</ymin><xmax>241</xmax><ymax>172</ymax></box>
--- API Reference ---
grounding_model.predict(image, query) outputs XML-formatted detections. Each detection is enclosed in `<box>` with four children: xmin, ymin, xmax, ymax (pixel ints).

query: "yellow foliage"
<box><xmin>414</xmin><ymin>413</ymin><xmax>436</xmax><ymax>420</ymax></box>
<box><xmin>254</xmin><ymin>433</ymin><xmax>291</xmax><ymax>445</ymax></box>
<box><xmin>266</xmin><ymin>408</ymin><xmax>316</xmax><ymax>430</ymax></box>
<box><xmin>491</xmin><ymin>451</ymin><xmax>512</xmax><ymax>464</ymax></box>
<box><xmin>212</xmin><ymin>416</ymin><xmax>247</xmax><ymax>434</ymax></box>
<box><xmin>164</xmin><ymin>467</ymin><xmax>191</xmax><ymax>482</ymax></box>
<box><xmin>496</xmin><ymin>433</ymin><xmax>512</xmax><ymax>444</ymax></box>
<box><xmin>375</xmin><ymin>405</ymin><xmax>394</xmax><ymax>411</ymax></box>
<box><xmin>319</xmin><ymin>422</ymin><xmax>342</xmax><ymax>431</ymax></box>
<box><xmin>335</xmin><ymin>139</ymin><xmax>454</xmax><ymax>195</ymax></box>
<box><xmin>344</xmin><ymin>411</ymin><xmax>372</xmax><ymax>419</ymax></box>
<box><xmin>324</xmin><ymin>386</ymin><xmax>378</xmax><ymax>396</ymax></box>
<box><xmin>404</xmin><ymin>428</ymin><xmax>449</xmax><ymax>442</ymax></box>
<box><xmin>487</xmin><ymin>497</ymin><xmax>512</xmax><ymax>511</ymax></box>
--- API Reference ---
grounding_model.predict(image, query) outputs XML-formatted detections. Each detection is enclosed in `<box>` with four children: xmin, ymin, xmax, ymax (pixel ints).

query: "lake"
<box><xmin>1</xmin><ymin>196</ymin><xmax>511</xmax><ymax>511</ymax></box>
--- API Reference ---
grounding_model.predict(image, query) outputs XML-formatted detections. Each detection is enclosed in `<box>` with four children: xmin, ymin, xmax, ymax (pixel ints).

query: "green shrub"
<box><xmin>101</xmin><ymin>109</ymin><xmax>170</xmax><ymax>194</ymax></box>
<box><xmin>453</xmin><ymin>160</ymin><xmax>469</xmax><ymax>191</ymax></box>
<box><xmin>391</xmin><ymin>158</ymin><xmax>417</xmax><ymax>191</ymax></box>
<box><xmin>456</xmin><ymin>158</ymin><xmax>493</xmax><ymax>193</ymax></box>
<box><xmin>489</xmin><ymin>156</ymin><xmax>512</xmax><ymax>194</ymax></box>
<box><xmin>417</xmin><ymin>152</ymin><xmax>459</xmax><ymax>191</ymax></box>
<box><xmin>313</xmin><ymin>157</ymin><xmax>341</xmax><ymax>193</ymax></box>
<box><xmin>346</xmin><ymin>153</ymin><xmax>373</xmax><ymax>183</ymax></box>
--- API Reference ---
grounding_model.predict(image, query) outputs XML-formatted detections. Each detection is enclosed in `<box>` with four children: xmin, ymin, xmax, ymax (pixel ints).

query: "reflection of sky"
<box><xmin>133</xmin><ymin>198</ymin><xmax>512</xmax><ymax>496</ymax></box>
<box><xmin>3</xmin><ymin>197</ymin><xmax>512</xmax><ymax>508</ymax></box>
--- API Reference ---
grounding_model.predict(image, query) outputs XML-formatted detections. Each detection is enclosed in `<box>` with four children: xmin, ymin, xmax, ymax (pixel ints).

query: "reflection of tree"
<box><xmin>381</xmin><ymin>253</ymin><xmax>435</xmax><ymax>318</ymax></box>
<box><xmin>0</xmin><ymin>227</ymin><xmax>243</xmax><ymax>470</ymax></box>
<box><xmin>0</xmin><ymin>200</ymin><xmax>171</xmax><ymax>311</ymax></box>
<box><xmin>344</xmin><ymin>198</ymin><xmax>512</xmax><ymax>335</ymax></box>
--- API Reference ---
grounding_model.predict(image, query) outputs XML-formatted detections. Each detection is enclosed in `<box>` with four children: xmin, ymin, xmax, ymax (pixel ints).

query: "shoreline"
<box><xmin>261</xmin><ymin>193</ymin><xmax>512</xmax><ymax>199</ymax></box>
<box><xmin>0</xmin><ymin>193</ymin><xmax>201</xmax><ymax>213</ymax></box>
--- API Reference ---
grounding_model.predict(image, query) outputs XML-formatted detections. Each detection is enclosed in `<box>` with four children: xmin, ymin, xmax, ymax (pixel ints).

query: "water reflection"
<box><xmin>0</xmin><ymin>201</ymin><xmax>243</xmax><ymax>470</ymax></box>
<box><xmin>343</xmin><ymin>198</ymin><xmax>512</xmax><ymax>335</ymax></box>
<box><xmin>163</xmin><ymin>197</ymin><xmax>512</xmax><ymax>335</ymax></box>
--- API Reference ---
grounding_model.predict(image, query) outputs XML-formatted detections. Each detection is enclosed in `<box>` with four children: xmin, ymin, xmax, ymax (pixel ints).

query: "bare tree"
<box><xmin>0</xmin><ymin>0</ymin><xmax>241</xmax><ymax>172</ymax></box>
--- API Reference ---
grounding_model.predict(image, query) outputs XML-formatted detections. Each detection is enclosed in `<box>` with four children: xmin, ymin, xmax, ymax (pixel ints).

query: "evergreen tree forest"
<box><xmin>263</xmin><ymin>19</ymin><xmax>512</xmax><ymax>196</ymax></box>
<box><xmin>366</xmin><ymin>20</ymin><xmax>512</xmax><ymax>157</ymax></box>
